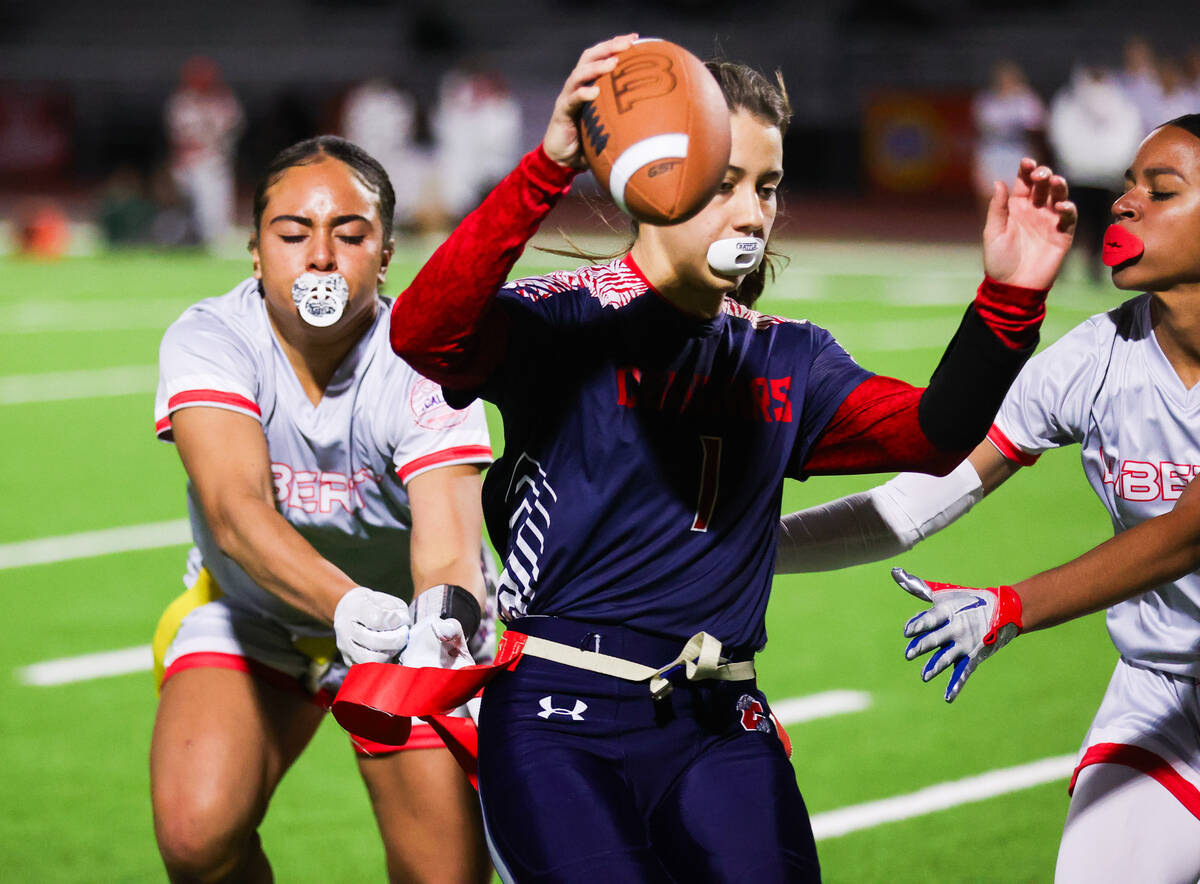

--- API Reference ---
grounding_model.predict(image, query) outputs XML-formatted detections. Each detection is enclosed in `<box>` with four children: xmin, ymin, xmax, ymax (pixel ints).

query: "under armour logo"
<box><xmin>537</xmin><ymin>696</ymin><xmax>588</xmax><ymax>721</ymax></box>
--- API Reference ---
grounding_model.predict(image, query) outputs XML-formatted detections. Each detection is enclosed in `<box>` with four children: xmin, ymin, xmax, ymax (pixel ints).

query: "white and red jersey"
<box><xmin>971</xmin><ymin>87</ymin><xmax>1044</xmax><ymax>195</ymax></box>
<box><xmin>165</xmin><ymin>86</ymin><xmax>243</xmax><ymax>169</ymax></box>
<box><xmin>990</xmin><ymin>293</ymin><xmax>1200</xmax><ymax>677</ymax></box>
<box><xmin>155</xmin><ymin>278</ymin><xmax>492</xmax><ymax>635</ymax></box>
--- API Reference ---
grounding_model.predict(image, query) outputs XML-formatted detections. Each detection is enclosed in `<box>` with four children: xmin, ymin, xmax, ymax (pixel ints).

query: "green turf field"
<box><xmin>1</xmin><ymin>243</ymin><xmax>1122</xmax><ymax>882</ymax></box>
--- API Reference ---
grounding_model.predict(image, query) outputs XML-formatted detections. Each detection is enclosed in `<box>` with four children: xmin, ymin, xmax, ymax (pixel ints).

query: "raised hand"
<box><xmin>542</xmin><ymin>33</ymin><xmax>638</xmax><ymax>169</ymax></box>
<box><xmin>892</xmin><ymin>567</ymin><xmax>1023</xmax><ymax>702</ymax></box>
<box><xmin>982</xmin><ymin>158</ymin><xmax>1078</xmax><ymax>290</ymax></box>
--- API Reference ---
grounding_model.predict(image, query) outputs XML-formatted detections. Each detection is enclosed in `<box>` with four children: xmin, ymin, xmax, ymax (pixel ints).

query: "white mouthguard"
<box><xmin>291</xmin><ymin>272</ymin><xmax>349</xmax><ymax>327</ymax></box>
<box><xmin>706</xmin><ymin>237</ymin><xmax>764</xmax><ymax>278</ymax></box>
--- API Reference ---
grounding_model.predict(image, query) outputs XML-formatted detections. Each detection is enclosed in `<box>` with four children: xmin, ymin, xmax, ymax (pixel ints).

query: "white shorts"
<box><xmin>1070</xmin><ymin>657</ymin><xmax>1200</xmax><ymax>821</ymax></box>
<box><xmin>161</xmin><ymin>592</ymin><xmax>477</xmax><ymax>756</ymax></box>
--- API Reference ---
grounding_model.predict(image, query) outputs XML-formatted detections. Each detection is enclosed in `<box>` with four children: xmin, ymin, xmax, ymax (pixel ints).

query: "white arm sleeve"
<box><xmin>775</xmin><ymin>458</ymin><xmax>984</xmax><ymax>574</ymax></box>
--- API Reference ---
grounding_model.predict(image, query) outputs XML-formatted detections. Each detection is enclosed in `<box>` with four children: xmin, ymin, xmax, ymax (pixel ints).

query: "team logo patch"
<box><xmin>537</xmin><ymin>696</ymin><xmax>587</xmax><ymax>721</ymax></box>
<box><xmin>737</xmin><ymin>694</ymin><xmax>772</xmax><ymax>735</ymax></box>
<box><xmin>410</xmin><ymin>377</ymin><xmax>469</xmax><ymax>429</ymax></box>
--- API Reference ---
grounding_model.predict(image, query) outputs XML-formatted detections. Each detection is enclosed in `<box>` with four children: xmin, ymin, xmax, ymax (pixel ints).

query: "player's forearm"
<box><xmin>777</xmin><ymin>491</ymin><xmax>911</xmax><ymax>573</ymax></box>
<box><xmin>410</xmin><ymin>532</ymin><xmax>487</xmax><ymax>609</ymax></box>
<box><xmin>207</xmin><ymin>496</ymin><xmax>354</xmax><ymax>623</ymax></box>
<box><xmin>407</xmin><ymin>464</ymin><xmax>488</xmax><ymax>607</ymax></box>
<box><xmin>1015</xmin><ymin>507</ymin><xmax>1200</xmax><ymax>632</ymax></box>
<box><xmin>411</xmin><ymin>563</ymin><xmax>486</xmax><ymax>611</ymax></box>
<box><xmin>916</xmin><ymin>279</ymin><xmax>1045</xmax><ymax>455</ymax></box>
<box><xmin>776</xmin><ymin>458</ymin><xmax>985</xmax><ymax>573</ymax></box>
<box><xmin>390</xmin><ymin>146</ymin><xmax>578</xmax><ymax>388</ymax></box>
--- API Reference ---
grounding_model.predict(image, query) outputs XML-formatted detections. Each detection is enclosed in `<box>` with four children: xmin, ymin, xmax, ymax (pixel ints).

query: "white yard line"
<box><xmin>9</xmin><ymin>300</ymin><xmax>192</xmax><ymax>334</ymax></box>
<box><xmin>0</xmin><ymin>364</ymin><xmax>158</xmax><ymax>405</ymax></box>
<box><xmin>0</xmin><ymin>519</ymin><xmax>191</xmax><ymax>569</ymax></box>
<box><xmin>811</xmin><ymin>754</ymin><xmax>1077</xmax><ymax>840</ymax></box>
<box><xmin>18</xmin><ymin>645</ymin><xmax>154</xmax><ymax>686</ymax></box>
<box><xmin>772</xmin><ymin>690</ymin><xmax>872</xmax><ymax>724</ymax></box>
<box><xmin>12</xmin><ymin>628</ymin><xmax>1073</xmax><ymax>841</ymax></box>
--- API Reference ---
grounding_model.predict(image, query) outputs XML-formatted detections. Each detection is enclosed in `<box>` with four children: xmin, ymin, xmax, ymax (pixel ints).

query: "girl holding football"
<box><xmin>149</xmin><ymin>136</ymin><xmax>493</xmax><ymax>883</ymax></box>
<box><xmin>777</xmin><ymin>114</ymin><xmax>1200</xmax><ymax>883</ymax></box>
<box><xmin>389</xmin><ymin>34</ymin><xmax>1075</xmax><ymax>881</ymax></box>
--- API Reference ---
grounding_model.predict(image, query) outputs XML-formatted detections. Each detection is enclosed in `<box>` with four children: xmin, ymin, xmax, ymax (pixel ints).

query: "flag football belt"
<box><xmin>509</xmin><ymin>630</ymin><xmax>757</xmax><ymax>699</ymax></box>
<box><xmin>331</xmin><ymin>628</ymin><xmax>756</xmax><ymax>749</ymax></box>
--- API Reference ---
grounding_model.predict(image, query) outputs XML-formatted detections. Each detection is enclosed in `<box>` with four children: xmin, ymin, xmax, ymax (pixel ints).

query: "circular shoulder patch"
<box><xmin>410</xmin><ymin>377</ymin><xmax>469</xmax><ymax>429</ymax></box>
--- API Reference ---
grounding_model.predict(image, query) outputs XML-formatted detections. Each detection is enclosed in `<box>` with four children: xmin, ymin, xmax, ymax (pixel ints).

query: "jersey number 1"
<box><xmin>691</xmin><ymin>435</ymin><xmax>722</xmax><ymax>532</ymax></box>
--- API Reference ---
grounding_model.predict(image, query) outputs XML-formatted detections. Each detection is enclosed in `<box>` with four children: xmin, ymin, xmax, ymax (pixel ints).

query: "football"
<box><xmin>580</xmin><ymin>39</ymin><xmax>731</xmax><ymax>225</ymax></box>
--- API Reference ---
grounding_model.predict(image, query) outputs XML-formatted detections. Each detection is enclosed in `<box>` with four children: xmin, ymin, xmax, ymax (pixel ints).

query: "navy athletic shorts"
<box><xmin>477</xmin><ymin>616</ymin><xmax>820</xmax><ymax>883</ymax></box>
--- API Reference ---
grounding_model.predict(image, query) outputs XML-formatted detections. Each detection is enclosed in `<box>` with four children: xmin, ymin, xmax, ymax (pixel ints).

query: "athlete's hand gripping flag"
<box><xmin>892</xmin><ymin>567</ymin><xmax>1023</xmax><ymax>702</ymax></box>
<box><xmin>399</xmin><ymin>584</ymin><xmax>481</xmax><ymax>671</ymax></box>
<box><xmin>401</xmin><ymin>616</ymin><xmax>474</xmax><ymax>670</ymax></box>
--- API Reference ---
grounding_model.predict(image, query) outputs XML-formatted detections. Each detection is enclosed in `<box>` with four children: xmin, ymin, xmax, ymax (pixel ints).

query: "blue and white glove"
<box><xmin>892</xmin><ymin>567</ymin><xmax>1023</xmax><ymax>703</ymax></box>
<box><xmin>334</xmin><ymin>587</ymin><xmax>411</xmax><ymax>665</ymax></box>
<box><xmin>399</xmin><ymin>584</ymin><xmax>481</xmax><ymax>671</ymax></box>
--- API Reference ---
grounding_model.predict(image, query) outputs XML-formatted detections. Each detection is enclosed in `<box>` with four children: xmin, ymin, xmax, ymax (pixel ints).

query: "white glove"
<box><xmin>334</xmin><ymin>587</ymin><xmax>411</xmax><ymax>665</ymax></box>
<box><xmin>399</xmin><ymin>584</ymin><xmax>482</xmax><ymax>670</ymax></box>
<box><xmin>892</xmin><ymin>567</ymin><xmax>1023</xmax><ymax>703</ymax></box>
<box><xmin>399</xmin><ymin>616</ymin><xmax>475</xmax><ymax>670</ymax></box>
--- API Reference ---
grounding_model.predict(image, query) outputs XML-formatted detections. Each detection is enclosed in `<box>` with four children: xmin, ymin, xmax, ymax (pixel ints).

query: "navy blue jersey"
<box><xmin>454</xmin><ymin>256</ymin><xmax>870</xmax><ymax>651</ymax></box>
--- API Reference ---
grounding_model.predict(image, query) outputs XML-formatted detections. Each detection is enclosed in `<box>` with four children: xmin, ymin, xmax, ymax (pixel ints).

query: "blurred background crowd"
<box><xmin>972</xmin><ymin>36</ymin><xmax>1198</xmax><ymax>280</ymax></box>
<box><xmin>2</xmin><ymin>0</ymin><xmax>1197</xmax><ymax>271</ymax></box>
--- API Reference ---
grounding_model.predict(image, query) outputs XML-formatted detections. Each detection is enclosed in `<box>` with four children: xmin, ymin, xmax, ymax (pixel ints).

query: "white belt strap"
<box><xmin>514</xmin><ymin>630</ymin><xmax>756</xmax><ymax>699</ymax></box>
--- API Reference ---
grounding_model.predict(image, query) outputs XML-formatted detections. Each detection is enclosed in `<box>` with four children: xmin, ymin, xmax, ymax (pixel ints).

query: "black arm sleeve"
<box><xmin>917</xmin><ymin>305</ymin><xmax>1037</xmax><ymax>451</ymax></box>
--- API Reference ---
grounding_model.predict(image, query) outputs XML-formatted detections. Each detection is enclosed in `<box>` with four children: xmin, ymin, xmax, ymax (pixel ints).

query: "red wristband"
<box><xmin>983</xmin><ymin>585</ymin><xmax>1024</xmax><ymax>644</ymax></box>
<box><xmin>973</xmin><ymin>276</ymin><xmax>1048</xmax><ymax>350</ymax></box>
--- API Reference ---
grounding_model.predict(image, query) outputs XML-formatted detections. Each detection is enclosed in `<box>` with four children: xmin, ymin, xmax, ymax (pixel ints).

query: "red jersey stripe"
<box><xmin>396</xmin><ymin>444</ymin><xmax>494</xmax><ymax>484</ymax></box>
<box><xmin>167</xmin><ymin>389</ymin><xmax>262</xmax><ymax>415</ymax></box>
<box><xmin>1070</xmin><ymin>742</ymin><xmax>1200</xmax><ymax>821</ymax></box>
<box><xmin>161</xmin><ymin>651</ymin><xmax>327</xmax><ymax>705</ymax></box>
<box><xmin>986</xmin><ymin>424</ymin><xmax>1040</xmax><ymax>466</ymax></box>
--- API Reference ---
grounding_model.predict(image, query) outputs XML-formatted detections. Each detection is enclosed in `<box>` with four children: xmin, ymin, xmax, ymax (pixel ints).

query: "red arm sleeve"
<box><xmin>802</xmin><ymin>376</ymin><xmax>961</xmax><ymax>476</ymax></box>
<box><xmin>803</xmin><ymin>276</ymin><xmax>1048</xmax><ymax>477</ymax></box>
<box><xmin>389</xmin><ymin>146</ymin><xmax>579</xmax><ymax>389</ymax></box>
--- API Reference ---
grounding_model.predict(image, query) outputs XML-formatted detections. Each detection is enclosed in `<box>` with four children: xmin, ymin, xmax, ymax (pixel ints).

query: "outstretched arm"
<box><xmin>898</xmin><ymin>472</ymin><xmax>1200</xmax><ymax>701</ymax></box>
<box><xmin>401</xmin><ymin>463</ymin><xmax>489</xmax><ymax>670</ymax></box>
<box><xmin>173</xmin><ymin>407</ymin><xmax>410</xmax><ymax>664</ymax></box>
<box><xmin>173</xmin><ymin>407</ymin><xmax>355</xmax><ymax>620</ymax></box>
<box><xmin>800</xmin><ymin>160</ymin><xmax>1076</xmax><ymax>478</ymax></box>
<box><xmin>1016</xmin><ymin>473</ymin><xmax>1200</xmax><ymax>630</ymax></box>
<box><xmin>407</xmin><ymin>463</ymin><xmax>487</xmax><ymax>610</ymax></box>
<box><xmin>777</xmin><ymin>441</ymin><xmax>1019</xmax><ymax>573</ymax></box>
<box><xmin>390</xmin><ymin>34</ymin><xmax>638</xmax><ymax>390</ymax></box>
